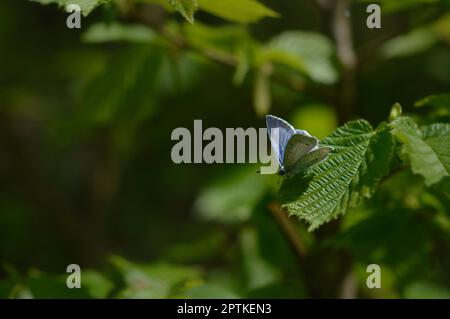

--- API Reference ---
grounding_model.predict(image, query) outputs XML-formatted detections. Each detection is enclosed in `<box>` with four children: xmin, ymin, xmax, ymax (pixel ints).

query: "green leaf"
<box><xmin>340</xmin><ymin>207</ymin><xmax>431</xmax><ymax>286</ymax></box>
<box><xmin>415</xmin><ymin>94</ymin><xmax>450</xmax><ymax>122</ymax></box>
<box><xmin>266</xmin><ymin>31</ymin><xmax>338</xmax><ymax>84</ymax></box>
<box><xmin>81</xmin><ymin>46</ymin><xmax>162</xmax><ymax>125</ymax></box>
<box><xmin>388</xmin><ymin>103</ymin><xmax>403</xmax><ymax>121</ymax></box>
<box><xmin>110</xmin><ymin>256</ymin><xmax>201</xmax><ymax>298</ymax></box>
<box><xmin>404</xmin><ymin>281</ymin><xmax>450</xmax><ymax>299</ymax></box>
<box><xmin>415</xmin><ymin>93</ymin><xmax>450</xmax><ymax>113</ymax></box>
<box><xmin>421</xmin><ymin>122</ymin><xmax>450</xmax><ymax>138</ymax></box>
<box><xmin>82</xmin><ymin>271</ymin><xmax>113</xmax><ymax>298</ymax></box>
<box><xmin>253</xmin><ymin>63</ymin><xmax>272</xmax><ymax>116</ymax></box>
<box><xmin>391</xmin><ymin>117</ymin><xmax>450</xmax><ymax>186</ymax></box>
<box><xmin>194</xmin><ymin>168</ymin><xmax>269</xmax><ymax>223</ymax></box>
<box><xmin>240</xmin><ymin>227</ymin><xmax>280</xmax><ymax>290</ymax></box>
<box><xmin>30</xmin><ymin>0</ymin><xmax>111</xmax><ymax>16</ymax></box>
<box><xmin>183</xmin><ymin>22</ymin><xmax>249</xmax><ymax>52</ymax></box>
<box><xmin>233</xmin><ymin>42</ymin><xmax>253</xmax><ymax>86</ymax></box>
<box><xmin>82</xmin><ymin>23</ymin><xmax>156</xmax><ymax>43</ymax></box>
<box><xmin>197</xmin><ymin>0</ymin><xmax>279</xmax><ymax>24</ymax></box>
<box><xmin>283</xmin><ymin>120</ymin><xmax>395</xmax><ymax>231</ymax></box>
<box><xmin>381</xmin><ymin>28</ymin><xmax>438</xmax><ymax>58</ymax></box>
<box><xmin>359</xmin><ymin>123</ymin><xmax>396</xmax><ymax>197</ymax></box>
<box><xmin>169</xmin><ymin>0</ymin><xmax>198</xmax><ymax>23</ymax></box>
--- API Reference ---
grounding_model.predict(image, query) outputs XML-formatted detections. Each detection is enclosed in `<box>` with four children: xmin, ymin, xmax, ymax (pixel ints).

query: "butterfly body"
<box><xmin>266</xmin><ymin>115</ymin><xmax>332</xmax><ymax>177</ymax></box>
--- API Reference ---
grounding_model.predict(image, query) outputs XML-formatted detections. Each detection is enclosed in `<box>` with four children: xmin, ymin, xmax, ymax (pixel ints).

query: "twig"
<box><xmin>268</xmin><ymin>202</ymin><xmax>308</xmax><ymax>261</ymax></box>
<box><xmin>159</xmin><ymin>27</ymin><xmax>339</xmax><ymax>103</ymax></box>
<box><xmin>339</xmin><ymin>271</ymin><xmax>357</xmax><ymax>299</ymax></box>
<box><xmin>129</xmin><ymin>10</ymin><xmax>339</xmax><ymax>101</ymax></box>
<box><xmin>331</xmin><ymin>0</ymin><xmax>357</xmax><ymax>123</ymax></box>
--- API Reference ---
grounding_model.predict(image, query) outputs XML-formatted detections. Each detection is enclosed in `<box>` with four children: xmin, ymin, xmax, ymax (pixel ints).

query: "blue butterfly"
<box><xmin>266</xmin><ymin>114</ymin><xmax>332</xmax><ymax>176</ymax></box>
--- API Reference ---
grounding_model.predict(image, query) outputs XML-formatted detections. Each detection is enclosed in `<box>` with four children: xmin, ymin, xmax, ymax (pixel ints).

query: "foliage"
<box><xmin>1</xmin><ymin>0</ymin><xmax>449</xmax><ymax>299</ymax></box>
<box><xmin>282</xmin><ymin>105</ymin><xmax>448</xmax><ymax>230</ymax></box>
<box><xmin>283</xmin><ymin>119</ymin><xmax>395</xmax><ymax>230</ymax></box>
<box><xmin>30</xmin><ymin>0</ymin><xmax>112</xmax><ymax>16</ymax></box>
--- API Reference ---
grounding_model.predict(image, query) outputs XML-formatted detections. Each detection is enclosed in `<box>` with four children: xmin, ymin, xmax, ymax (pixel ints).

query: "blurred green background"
<box><xmin>0</xmin><ymin>0</ymin><xmax>449</xmax><ymax>298</ymax></box>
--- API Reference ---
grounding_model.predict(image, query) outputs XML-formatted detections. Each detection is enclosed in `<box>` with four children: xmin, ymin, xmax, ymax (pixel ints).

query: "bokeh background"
<box><xmin>0</xmin><ymin>0</ymin><xmax>449</xmax><ymax>298</ymax></box>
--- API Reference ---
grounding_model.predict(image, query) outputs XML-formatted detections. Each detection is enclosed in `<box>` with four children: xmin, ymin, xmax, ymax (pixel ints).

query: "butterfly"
<box><xmin>266</xmin><ymin>114</ymin><xmax>333</xmax><ymax>176</ymax></box>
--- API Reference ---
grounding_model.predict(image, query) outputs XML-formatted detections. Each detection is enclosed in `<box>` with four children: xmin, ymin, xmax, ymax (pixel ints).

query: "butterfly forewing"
<box><xmin>266</xmin><ymin>115</ymin><xmax>296</xmax><ymax>168</ymax></box>
<box><xmin>283</xmin><ymin>134</ymin><xmax>318</xmax><ymax>171</ymax></box>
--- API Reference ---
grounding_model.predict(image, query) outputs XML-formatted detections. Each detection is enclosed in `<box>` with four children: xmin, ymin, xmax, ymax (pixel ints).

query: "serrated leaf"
<box><xmin>421</xmin><ymin>122</ymin><xmax>450</xmax><ymax>138</ymax></box>
<box><xmin>197</xmin><ymin>0</ymin><xmax>279</xmax><ymax>24</ymax></box>
<box><xmin>30</xmin><ymin>0</ymin><xmax>111</xmax><ymax>16</ymax></box>
<box><xmin>169</xmin><ymin>0</ymin><xmax>198</xmax><ymax>23</ymax></box>
<box><xmin>283</xmin><ymin>120</ymin><xmax>395</xmax><ymax>231</ymax></box>
<box><xmin>359</xmin><ymin>123</ymin><xmax>396</xmax><ymax>197</ymax></box>
<box><xmin>391</xmin><ymin>117</ymin><xmax>450</xmax><ymax>186</ymax></box>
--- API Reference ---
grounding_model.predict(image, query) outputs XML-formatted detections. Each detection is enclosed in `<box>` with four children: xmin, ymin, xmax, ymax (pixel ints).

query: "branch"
<box><xmin>332</xmin><ymin>0</ymin><xmax>357</xmax><ymax>70</ymax></box>
<box><xmin>268</xmin><ymin>202</ymin><xmax>308</xmax><ymax>261</ymax></box>
<box><xmin>128</xmin><ymin>8</ymin><xmax>341</xmax><ymax>104</ymax></box>
<box><xmin>331</xmin><ymin>0</ymin><xmax>357</xmax><ymax>123</ymax></box>
<box><xmin>158</xmin><ymin>27</ymin><xmax>339</xmax><ymax>103</ymax></box>
<box><xmin>160</xmin><ymin>27</ymin><xmax>311</xmax><ymax>90</ymax></box>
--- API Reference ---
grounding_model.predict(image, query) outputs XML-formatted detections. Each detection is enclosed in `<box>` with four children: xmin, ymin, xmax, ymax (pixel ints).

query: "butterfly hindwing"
<box><xmin>288</xmin><ymin>146</ymin><xmax>333</xmax><ymax>176</ymax></box>
<box><xmin>265</xmin><ymin>114</ymin><xmax>332</xmax><ymax>176</ymax></box>
<box><xmin>283</xmin><ymin>133</ymin><xmax>318</xmax><ymax>171</ymax></box>
<box><xmin>266</xmin><ymin>115</ymin><xmax>296</xmax><ymax>168</ymax></box>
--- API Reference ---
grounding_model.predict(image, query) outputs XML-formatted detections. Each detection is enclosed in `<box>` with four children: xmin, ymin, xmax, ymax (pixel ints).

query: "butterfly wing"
<box><xmin>288</xmin><ymin>146</ymin><xmax>333</xmax><ymax>176</ymax></box>
<box><xmin>295</xmin><ymin>129</ymin><xmax>312</xmax><ymax>137</ymax></box>
<box><xmin>283</xmin><ymin>133</ymin><xmax>318</xmax><ymax>172</ymax></box>
<box><xmin>266</xmin><ymin>115</ymin><xmax>296</xmax><ymax>168</ymax></box>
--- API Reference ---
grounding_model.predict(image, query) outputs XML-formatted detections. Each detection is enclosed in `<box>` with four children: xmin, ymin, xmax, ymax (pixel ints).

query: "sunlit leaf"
<box><xmin>266</xmin><ymin>31</ymin><xmax>338</xmax><ymax>84</ymax></box>
<box><xmin>382</xmin><ymin>28</ymin><xmax>438</xmax><ymax>58</ymax></box>
<box><xmin>391</xmin><ymin>117</ymin><xmax>450</xmax><ymax>186</ymax></box>
<box><xmin>283</xmin><ymin>120</ymin><xmax>395</xmax><ymax>231</ymax></box>
<box><xmin>169</xmin><ymin>0</ymin><xmax>198</xmax><ymax>23</ymax></box>
<box><xmin>82</xmin><ymin>23</ymin><xmax>156</xmax><ymax>43</ymax></box>
<box><xmin>197</xmin><ymin>0</ymin><xmax>279</xmax><ymax>23</ymax></box>
<box><xmin>30</xmin><ymin>0</ymin><xmax>111</xmax><ymax>16</ymax></box>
